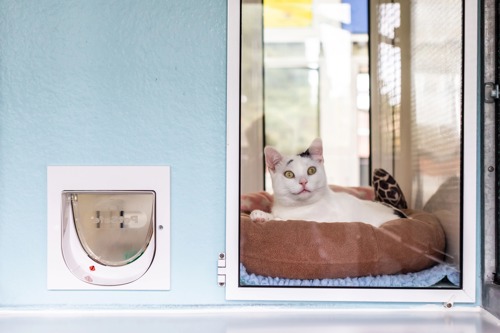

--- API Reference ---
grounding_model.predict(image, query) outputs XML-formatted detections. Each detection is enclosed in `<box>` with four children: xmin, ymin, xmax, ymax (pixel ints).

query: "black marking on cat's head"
<box><xmin>298</xmin><ymin>149</ymin><xmax>310</xmax><ymax>158</ymax></box>
<box><xmin>286</xmin><ymin>159</ymin><xmax>294</xmax><ymax>165</ymax></box>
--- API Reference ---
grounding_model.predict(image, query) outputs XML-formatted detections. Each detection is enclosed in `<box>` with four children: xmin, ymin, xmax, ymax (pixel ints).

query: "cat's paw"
<box><xmin>250</xmin><ymin>210</ymin><xmax>273</xmax><ymax>222</ymax></box>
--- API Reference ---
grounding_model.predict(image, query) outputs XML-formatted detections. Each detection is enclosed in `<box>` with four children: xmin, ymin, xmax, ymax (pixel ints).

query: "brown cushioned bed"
<box><xmin>240</xmin><ymin>192</ymin><xmax>446</xmax><ymax>280</ymax></box>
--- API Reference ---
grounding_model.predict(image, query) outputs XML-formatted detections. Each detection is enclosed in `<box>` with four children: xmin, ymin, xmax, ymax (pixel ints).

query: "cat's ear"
<box><xmin>308</xmin><ymin>138</ymin><xmax>324</xmax><ymax>163</ymax></box>
<box><xmin>264</xmin><ymin>146</ymin><xmax>283</xmax><ymax>172</ymax></box>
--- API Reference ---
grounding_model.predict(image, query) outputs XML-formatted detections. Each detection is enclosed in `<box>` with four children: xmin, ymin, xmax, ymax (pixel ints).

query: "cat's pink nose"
<box><xmin>299</xmin><ymin>178</ymin><xmax>308</xmax><ymax>185</ymax></box>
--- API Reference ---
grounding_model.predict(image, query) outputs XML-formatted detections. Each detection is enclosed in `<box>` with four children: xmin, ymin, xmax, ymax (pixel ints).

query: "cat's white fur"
<box><xmin>250</xmin><ymin>138</ymin><xmax>400</xmax><ymax>227</ymax></box>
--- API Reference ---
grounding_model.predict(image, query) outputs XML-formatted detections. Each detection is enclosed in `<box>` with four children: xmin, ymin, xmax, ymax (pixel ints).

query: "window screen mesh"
<box><xmin>409</xmin><ymin>0</ymin><xmax>462</xmax><ymax>211</ymax></box>
<box><xmin>374</xmin><ymin>0</ymin><xmax>462</xmax><ymax>272</ymax></box>
<box><xmin>374</xmin><ymin>0</ymin><xmax>462</xmax><ymax>210</ymax></box>
<box><xmin>376</xmin><ymin>2</ymin><xmax>402</xmax><ymax>174</ymax></box>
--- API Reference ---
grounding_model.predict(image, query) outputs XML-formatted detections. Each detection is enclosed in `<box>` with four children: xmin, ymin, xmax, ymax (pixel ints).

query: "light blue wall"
<box><xmin>0</xmin><ymin>0</ymin><xmax>483</xmax><ymax>309</ymax></box>
<box><xmin>0</xmin><ymin>0</ymin><xmax>228</xmax><ymax>306</ymax></box>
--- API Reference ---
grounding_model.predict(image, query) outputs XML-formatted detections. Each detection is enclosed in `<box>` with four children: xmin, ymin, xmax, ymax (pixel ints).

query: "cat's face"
<box><xmin>265</xmin><ymin>138</ymin><xmax>327</xmax><ymax>205</ymax></box>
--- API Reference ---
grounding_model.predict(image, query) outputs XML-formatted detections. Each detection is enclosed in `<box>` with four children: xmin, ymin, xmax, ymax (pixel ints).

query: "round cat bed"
<box><xmin>240</xmin><ymin>192</ymin><xmax>446</xmax><ymax>280</ymax></box>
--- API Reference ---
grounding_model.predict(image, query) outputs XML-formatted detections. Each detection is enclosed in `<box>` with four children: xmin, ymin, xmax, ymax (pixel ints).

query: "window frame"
<box><xmin>225</xmin><ymin>0</ymin><xmax>478</xmax><ymax>303</ymax></box>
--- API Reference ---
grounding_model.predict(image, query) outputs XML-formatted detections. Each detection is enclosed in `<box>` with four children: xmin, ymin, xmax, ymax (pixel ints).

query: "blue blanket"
<box><xmin>240</xmin><ymin>264</ymin><xmax>460</xmax><ymax>288</ymax></box>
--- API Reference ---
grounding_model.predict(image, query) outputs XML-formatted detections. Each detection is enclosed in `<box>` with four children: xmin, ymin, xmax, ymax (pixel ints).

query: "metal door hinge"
<box><xmin>217</xmin><ymin>252</ymin><xmax>226</xmax><ymax>287</ymax></box>
<box><xmin>485</xmin><ymin>82</ymin><xmax>500</xmax><ymax>103</ymax></box>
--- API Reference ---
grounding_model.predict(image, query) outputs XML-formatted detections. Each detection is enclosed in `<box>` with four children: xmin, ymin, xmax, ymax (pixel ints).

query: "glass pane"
<box><xmin>238</xmin><ymin>0</ymin><xmax>463</xmax><ymax>291</ymax></box>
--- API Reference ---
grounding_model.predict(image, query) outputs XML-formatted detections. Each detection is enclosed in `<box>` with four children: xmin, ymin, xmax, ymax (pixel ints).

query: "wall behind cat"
<box><xmin>0</xmin><ymin>0</ymin><xmax>227</xmax><ymax>306</ymax></box>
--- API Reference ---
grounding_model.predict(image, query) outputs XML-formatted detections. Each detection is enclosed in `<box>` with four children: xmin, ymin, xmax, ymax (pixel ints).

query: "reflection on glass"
<box><xmin>239</xmin><ymin>0</ymin><xmax>462</xmax><ymax>290</ymax></box>
<box><xmin>264</xmin><ymin>67</ymin><xmax>319</xmax><ymax>160</ymax></box>
<box><xmin>70</xmin><ymin>192</ymin><xmax>154</xmax><ymax>267</ymax></box>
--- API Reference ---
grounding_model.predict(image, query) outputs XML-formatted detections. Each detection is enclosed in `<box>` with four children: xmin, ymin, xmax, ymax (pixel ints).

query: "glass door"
<box><xmin>226</xmin><ymin>0</ymin><xmax>478</xmax><ymax>303</ymax></box>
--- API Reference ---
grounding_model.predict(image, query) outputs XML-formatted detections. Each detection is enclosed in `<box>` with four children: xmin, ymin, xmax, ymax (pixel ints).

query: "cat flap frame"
<box><xmin>225</xmin><ymin>0</ymin><xmax>478</xmax><ymax>303</ymax></box>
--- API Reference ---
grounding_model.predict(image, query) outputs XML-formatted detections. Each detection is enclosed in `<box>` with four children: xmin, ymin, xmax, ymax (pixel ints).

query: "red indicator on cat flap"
<box><xmin>89</xmin><ymin>265</ymin><xmax>96</xmax><ymax>271</ymax></box>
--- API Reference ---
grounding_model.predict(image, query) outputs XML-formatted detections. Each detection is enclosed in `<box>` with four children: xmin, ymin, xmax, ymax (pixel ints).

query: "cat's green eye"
<box><xmin>284</xmin><ymin>170</ymin><xmax>295</xmax><ymax>179</ymax></box>
<box><xmin>307</xmin><ymin>167</ymin><xmax>317</xmax><ymax>175</ymax></box>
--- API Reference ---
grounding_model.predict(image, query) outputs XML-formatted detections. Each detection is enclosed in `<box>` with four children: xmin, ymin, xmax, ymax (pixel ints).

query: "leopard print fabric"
<box><xmin>372</xmin><ymin>168</ymin><xmax>408</xmax><ymax>210</ymax></box>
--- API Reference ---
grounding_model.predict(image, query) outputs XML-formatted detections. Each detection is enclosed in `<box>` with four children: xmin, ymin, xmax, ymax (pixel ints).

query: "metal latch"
<box><xmin>217</xmin><ymin>253</ymin><xmax>226</xmax><ymax>286</ymax></box>
<box><xmin>485</xmin><ymin>82</ymin><xmax>500</xmax><ymax>103</ymax></box>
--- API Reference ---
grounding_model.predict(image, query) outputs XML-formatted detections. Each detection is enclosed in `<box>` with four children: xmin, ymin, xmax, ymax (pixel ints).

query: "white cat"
<box><xmin>250</xmin><ymin>138</ymin><xmax>401</xmax><ymax>227</ymax></box>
